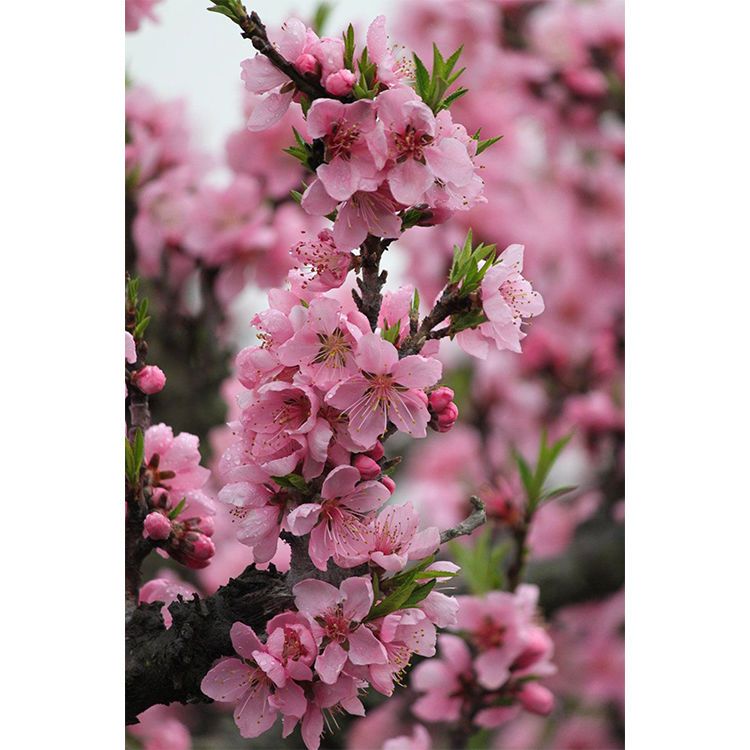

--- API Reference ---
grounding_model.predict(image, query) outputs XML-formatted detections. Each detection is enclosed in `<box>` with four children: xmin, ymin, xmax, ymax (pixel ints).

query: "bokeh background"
<box><xmin>126</xmin><ymin>1</ymin><xmax>624</xmax><ymax>747</ymax></box>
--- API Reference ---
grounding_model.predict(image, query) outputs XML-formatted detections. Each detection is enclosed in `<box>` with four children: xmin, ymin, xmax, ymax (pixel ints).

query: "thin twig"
<box><xmin>440</xmin><ymin>496</ymin><xmax>487</xmax><ymax>544</ymax></box>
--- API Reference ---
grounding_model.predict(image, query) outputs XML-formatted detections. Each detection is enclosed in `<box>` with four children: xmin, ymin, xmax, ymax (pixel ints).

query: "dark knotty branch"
<box><xmin>440</xmin><ymin>496</ymin><xmax>486</xmax><ymax>544</ymax></box>
<box><xmin>126</xmin><ymin>565</ymin><xmax>292</xmax><ymax>724</ymax></box>
<box><xmin>354</xmin><ymin>235</ymin><xmax>390</xmax><ymax>331</ymax></box>
<box><xmin>234</xmin><ymin>7</ymin><xmax>350</xmax><ymax>103</ymax></box>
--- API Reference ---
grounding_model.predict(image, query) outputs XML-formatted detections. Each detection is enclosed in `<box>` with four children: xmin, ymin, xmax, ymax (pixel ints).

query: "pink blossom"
<box><xmin>125</xmin><ymin>0</ymin><xmax>162</xmax><ymax>33</ymax></box>
<box><xmin>133</xmin><ymin>365</ymin><xmax>166</xmax><ymax>394</ymax></box>
<box><xmin>353</xmin><ymin>453</ymin><xmax>380</xmax><ymax>480</ymax></box>
<box><xmin>128</xmin><ymin>704</ymin><xmax>191</xmax><ymax>750</ymax></box>
<box><xmin>287</xmin><ymin>464</ymin><xmax>389</xmax><ymax>570</ymax></box>
<box><xmin>326</xmin><ymin>333</ymin><xmax>442</xmax><ymax>448</ymax></box>
<box><xmin>201</xmin><ymin>623</ymin><xmax>280</xmax><ymax>738</ymax></box>
<box><xmin>302</xmin><ymin>179</ymin><xmax>403</xmax><ymax>250</ymax></box>
<box><xmin>367</xmin><ymin>15</ymin><xmax>412</xmax><ymax>88</ymax></box>
<box><xmin>378</xmin><ymin>284</ymin><xmax>414</xmax><ymax>345</ymax></box>
<box><xmin>306</xmin><ymin>99</ymin><xmax>386</xmax><ymax>202</ymax></box>
<box><xmin>325</xmin><ymin>69</ymin><xmax>356</xmax><ymax>96</ymax></box>
<box><xmin>183</xmin><ymin>175</ymin><xmax>273</xmax><ymax>267</ymax></box>
<box><xmin>457</xmin><ymin>244</ymin><xmax>545</xmax><ymax>358</ymax></box>
<box><xmin>277</xmin><ymin>297</ymin><xmax>370</xmax><ymax>389</ymax></box>
<box><xmin>369</xmin><ymin>608</ymin><xmax>437</xmax><ymax>695</ymax></box>
<box><xmin>288</xmin><ymin>228</ymin><xmax>353</xmax><ymax>296</ymax></box>
<box><xmin>293</xmin><ymin>577</ymin><xmax>388</xmax><ymax>683</ymax></box>
<box><xmin>383</xmin><ymin>724</ymin><xmax>432</xmax><ymax>750</ymax></box>
<box><xmin>217</xmin><ymin>481</ymin><xmax>285</xmax><ymax>563</ymax></box>
<box><xmin>362</xmin><ymin>502</ymin><xmax>441</xmax><ymax>572</ymax></box>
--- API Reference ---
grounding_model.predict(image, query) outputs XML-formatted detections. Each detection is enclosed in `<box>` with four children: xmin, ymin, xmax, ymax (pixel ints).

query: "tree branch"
<box><xmin>440</xmin><ymin>496</ymin><xmax>486</xmax><ymax>544</ymax></box>
<box><xmin>354</xmin><ymin>235</ymin><xmax>390</xmax><ymax>331</ymax></box>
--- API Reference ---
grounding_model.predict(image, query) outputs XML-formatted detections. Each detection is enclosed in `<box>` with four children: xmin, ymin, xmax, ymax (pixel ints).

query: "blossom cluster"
<box><xmin>412</xmin><ymin>585</ymin><xmax>555</xmax><ymax>731</ymax></box>
<box><xmin>202</xmin><ymin>573</ymin><xmax>457</xmax><ymax>750</ymax></box>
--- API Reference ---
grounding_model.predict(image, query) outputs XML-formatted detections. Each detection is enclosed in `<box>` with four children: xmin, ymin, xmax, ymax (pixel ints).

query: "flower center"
<box><xmin>473</xmin><ymin>618</ymin><xmax>507</xmax><ymax>650</ymax></box>
<box><xmin>393</xmin><ymin>125</ymin><xmax>432</xmax><ymax>162</ymax></box>
<box><xmin>327</xmin><ymin>122</ymin><xmax>361</xmax><ymax>160</ymax></box>
<box><xmin>313</xmin><ymin>328</ymin><xmax>351</xmax><ymax>369</ymax></box>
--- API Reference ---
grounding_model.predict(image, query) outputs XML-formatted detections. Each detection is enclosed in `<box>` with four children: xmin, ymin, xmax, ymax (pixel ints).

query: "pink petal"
<box><xmin>408</xmin><ymin>526</ymin><xmax>441</xmax><ymax>560</ymax></box>
<box><xmin>234</xmin><ymin>681</ymin><xmax>277</xmax><ymax>738</ymax></box>
<box><xmin>240</xmin><ymin>55</ymin><xmax>288</xmax><ymax>94</ymax></box>
<box><xmin>391</xmin><ymin>354</ymin><xmax>442</xmax><ymax>389</ymax></box>
<box><xmin>412</xmin><ymin>692</ymin><xmax>462</xmax><ymax>722</ymax></box>
<box><xmin>325</xmin><ymin>375</ymin><xmax>369</xmax><ymax>412</ymax></box>
<box><xmin>388</xmin><ymin>158</ymin><xmax>434</xmax><ymax>206</ymax></box>
<box><xmin>230</xmin><ymin>622</ymin><xmax>265</xmax><ymax>659</ymax></box>
<box><xmin>424</xmin><ymin>137</ymin><xmax>474</xmax><ymax>186</ymax></box>
<box><xmin>247</xmin><ymin>91</ymin><xmax>293</xmax><ymax>132</ymax></box>
<box><xmin>315</xmin><ymin>641</ymin><xmax>348</xmax><ymax>684</ymax></box>
<box><xmin>307</xmin><ymin>520</ymin><xmax>332</xmax><ymax>571</ymax></box>
<box><xmin>474</xmin><ymin>647</ymin><xmax>514</xmax><ymax>691</ymax></box>
<box><xmin>293</xmin><ymin>579</ymin><xmax>339</xmax><ymax>619</ymax></box>
<box><xmin>269</xmin><ymin>680</ymin><xmax>307</xmax><ymax>719</ymax></box>
<box><xmin>387</xmin><ymin>390</ymin><xmax>430</xmax><ymax>438</ymax></box>
<box><xmin>301</xmin><ymin>706</ymin><xmax>324</xmax><ymax>750</ymax></box>
<box><xmin>366</xmin><ymin>15</ymin><xmax>387</xmax><ymax>63</ymax></box>
<box><xmin>343</xmin><ymin>480</ymin><xmax>390</xmax><ymax>513</ymax></box>
<box><xmin>305</xmin><ymin>99</ymin><xmax>345</xmax><ymax>139</ymax></box>
<box><xmin>456</xmin><ymin>328</ymin><xmax>490</xmax><ymax>359</ymax></box>
<box><xmin>340</xmin><ymin>576</ymin><xmax>374</xmax><ymax>621</ymax></box>
<box><xmin>355</xmin><ymin>332</ymin><xmax>398</xmax><ymax>374</ymax></box>
<box><xmin>301</xmin><ymin>178</ymin><xmax>339</xmax><ymax>216</ymax></box>
<box><xmin>287</xmin><ymin>503</ymin><xmax>323</xmax><ymax>536</ymax></box>
<box><xmin>321</xmin><ymin>464</ymin><xmax>361</xmax><ymax>500</ymax></box>
<box><xmin>318</xmin><ymin>156</ymin><xmax>361</xmax><ymax>202</ymax></box>
<box><xmin>200</xmin><ymin>658</ymin><xmax>251</xmax><ymax>702</ymax></box>
<box><xmin>333</xmin><ymin>199</ymin><xmax>369</xmax><ymax>249</ymax></box>
<box><xmin>347</xmin><ymin>625</ymin><xmax>388</xmax><ymax>665</ymax></box>
<box><xmin>252</xmin><ymin>651</ymin><xmax>287</xmax><ymax>687</ymax></box>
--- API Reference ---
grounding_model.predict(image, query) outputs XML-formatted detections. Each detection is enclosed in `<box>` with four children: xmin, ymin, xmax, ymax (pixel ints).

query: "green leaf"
<box><xmin>343</xmin><ymin>23</ymin><xmax>356</xmax><ymax>70</ymax></box>
<box><xmin>168</xmin><ymin>497</ymin><xmax>187</xmax><ymax>520</ymax></box>
<box><xmin>207</xmin><ymin>5</ymin><xmax>238</xmax><ymax>20</ymax></box>
<box><xmin>132</xmin><ymin>429</ymin><xmax>144</xmax><ymax>477</ymax></box>
<box><xmin>312</xmin><ymin>2</ymin><xmax>332</xmax><ymax>35</ymax></box>
<box><xmin>475</xmin><ymin>134</ymin><xmax>503</xmax><ymax>155</ymax></box>
<box><xmin>125</xmin><ymin>437</ymin><xmax>135</xmax><ymax>484</ymax></box>
<box><xmin>413</xmin><ymin>54</ymin><xmax>431</xmax><ymax>100</ymax></box>
<box><xmin>381</xmin><ymin>319</ymin><xmax>401</xmax><ymax>344</ymax></box>
<box><xmin>400</xmin><ymin>579</ymin><xmax>437</xmax><ymax>608</ymax></box>
<box><xmin>271</xmin><ymin>473</ymin><xmax>308</xmax><ymax>491</ymax></box>
<box><xmin>133</xmin><ymin>316</ymin><xmax>151</xmax><ymax>339</ymax></box>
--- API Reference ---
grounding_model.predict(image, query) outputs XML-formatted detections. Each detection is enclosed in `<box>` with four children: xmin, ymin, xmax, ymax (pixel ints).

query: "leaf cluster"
<box><xmin>413</xmin><ymin>44</ymin><xmax>468</xmax><ymax>113</ymax></box>
<box><xmin>450</xmin><ymin>526</ymin><xmax>509</xmax><ymax>595</ymax></box>
<box><xmin>125</xmin><ymin>429</ymin><xmax>144</xmax><ymax>488</ymax></box>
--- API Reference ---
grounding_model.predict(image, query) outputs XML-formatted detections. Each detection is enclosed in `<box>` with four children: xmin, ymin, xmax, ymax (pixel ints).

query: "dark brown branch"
<box><xmin>126</xmin><ymin>565</ymin><xmax>292</xmax><ymax>724</ymax></box>
<box><xmin>440</xmin><ymin>496</ymin><xmax>486</xmax><ymax>544</ymax></box>
<box><xmin>354</xmin><ymin>235</ymin><xmax>390</xmax><ymax>331</ymax></box>
<box><xmin>236</xmin><ymin>9</ymin><xmax>349</xmax><ymax>103</ymax></box>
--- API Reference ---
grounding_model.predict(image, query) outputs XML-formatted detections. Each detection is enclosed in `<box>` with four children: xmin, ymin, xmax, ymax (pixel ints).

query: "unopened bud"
<box><xmin>429</xmin><ymin>386</ymin><xmax>455</xmax><ymax>413</ymax></box>
<box><xmin>517</xmin><ymin>683</ymin><xmax>554</xmax><ymax>716</ymax></box>
<box><xmin>367</xmin><ymin>441</ymin><xmax>385</xmax><ymax>462</ymax></box>
<box><xmin>134</xmin><ymin>365</ymin><xmax>166</xmax><ymax>395</ymax></box>
<box><xmin>143</xmin><ymin>512</ymin><xmax>172</xmax><ymax>541</ymax></box>
<box><xmin>325</xmin><ymin>69</ymin><xmax>356</xmax><ymax>96</ymax></box>
<box><xmin>381</xmin><ymin>476</ymin><xmax>396</xmax><ymax>495</ymax></box>
<box><xmin>294</xmin><ymin>53</ymin><xmax>318</xmax><ymax>76</ymax></box>
<box><xmin>353</xmin><ymin>454</ymin><xmax>381</xmax><ymax>480</ymax></box>
<box><xmin>436</xmin><ymin>402</ymin><xmax>459</xmax><ymax>432</ymax></box>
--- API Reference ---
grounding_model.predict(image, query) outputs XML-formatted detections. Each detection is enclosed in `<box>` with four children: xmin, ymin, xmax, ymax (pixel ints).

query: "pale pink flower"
<box><xmin>362</xmin><ymin>502</ymin><xmax>440</xmax><ymax>572</ymax></box>
<box><xmin>143</xmin><ymin>511</ymin><xmax>172</xmax><ymax>541</ymax></box>
<box><xmin>367</xmin><ymin>15</ymin><xmax>412</xmax><ymax>88</ymax></box>
<box><xmin>377</xmin><ymin>88</ymin><xmax>476</xmax><ymax>207</ymax></box>
<box><xmin>217</xmin><ymin>481</ymin><xmax>285</xmax><ymax>563</ymax></box>
<box><xmin>456</xmin><ymin>592</ymin><xmax>526</xmax><ymax>690</ymax></box>
<box><xmin>383</xmin><ymin>724</ymin><xmax>432</xmax><ymax>750</ymax></box>
<box><xmin>301</xmin><ymin>179</ymin><xmax>403</xmax><ymax>250</ymax></box>
<box><xmin>277</xmin><ymin>297</ymin><xmax>369</xmax><ymax>389</ymax></box>
<box><xmin>457</xmin><ymin>244</ymin><xmax>545</xmax><ymax>358</ymax></box>
<box><xmin>201</xmin><ymin>623</ymin><xmax>281</xmax><ymax>738</ymax></box>
<box><xmin>326</xmin><ymin>333</ymin><xmax>442</xmax><ymax>448</ymax></box>
<box><xmin>368</xmin><ymin>608</ymin><xmax>437</xmax><ymax>695</ymax></box>
<box><xmin>287</xmin><ymin>464</ymin><xmax>389</xmax><ymax>570</ymax></box>
<box><xmin>325</xmin><ymin>69</ymin><xmax>357</xmax><ymax>96</ymax></box>
<box><xmin>307</xmin><ymin>99</ymin><xmax>387</xmax><ymax>202</ymax></box>
<box><xmin>293</xmin><ymin>577</ymin><xmax>388</xmax><ymax>683</ymax></box>
<box><xmin>288</xmin><ymin>228</ymin><xmax>353</xmax><ymax>296</ymax></box>
<box><xmin>125</xmin><ymin>0</ymin><xmax>162</xmax><ymax>33</ymax></box>
<box><xmin>378</xmin><ymin>284</ymin><xmax>414</xmax><ymax>345</ymax></box>
<box><xmin>257</xmin><ymin>611</ymin><xmax>317</xmax><ymax>687</ymax></box>
<box><xmin>128</xmin><ymin>704</ymin><xmax>191</xmax><ymax>750</ymax></box>
<box><xmin>183</xmin><ymin>175</ymin><xmax>273</xmax><ymax>266</ymax></box>
<box><xmin>412</xmin><ymin>633</ymin><xmax>473</xmax><ymax>722</ymax></box>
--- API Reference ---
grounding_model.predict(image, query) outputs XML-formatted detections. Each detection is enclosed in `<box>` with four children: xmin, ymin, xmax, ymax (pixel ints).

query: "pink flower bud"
<box><xmin>436</xmin><ymin>402</ymin><xmax>459</xmax><ymax>432</ymax></box>
<box><xmin>353</xmin><ymin>454</ymin><xmax>381</xmax><ymax>480</ymax></box>
<box><xmin>381</xmin><ymin>476</ymin><xmax>396</xmax><ymax>495</ymax></box>
<box><xmin>143</xmin><ymin>512</ymin><xmax>172</xmax><ymax>541</ymax></box>
<box><xmin>325</xmin><ymin>69</ymin><xmax>356</xmax><ymax>96</ymax></box>
<box><xmin>517</xmin><ymin>683</ymin><xmax>554</xmax><ymax>716</ymax></box>
<box><xmin>429</xmin><ymin>386</ymin><xmax>455</xmax><ymax>413</ymax></box>
<box><xmin>563</xmin><ymin>67</ymin><xmax>608</xmax><ymax>98</ymax></box>
<box><xmin>193</xmin><ymin>515</ymin><xmax>215</xmax><ymax>537</ymax></box>
<box><xmin>367</xmin><ymin>441</ymin><xmax>385</xmax><ymax>462</ymax></box>
<box><xmin>185</xmin><ymin>533</ymin><xmax>215</xmax><ymax>564</ymax></box>
<box><xmin>134</xmin><ymin>365</ymin><xmax>166</xmax><ymax>395</ymax></box>
<box><xmin>417</xmin><ymin>205</ymin><xmax>453</xmax><ymax>226</ymax></box>
<box><xmin>294</xmin><ymin>53</ymin><xmax>318</xmax><ymax>76</ymax></box>
<box><xmin>513</xmin><ymin>628</ymin><xmax>552</xmax><ymax>671</ymax></box>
